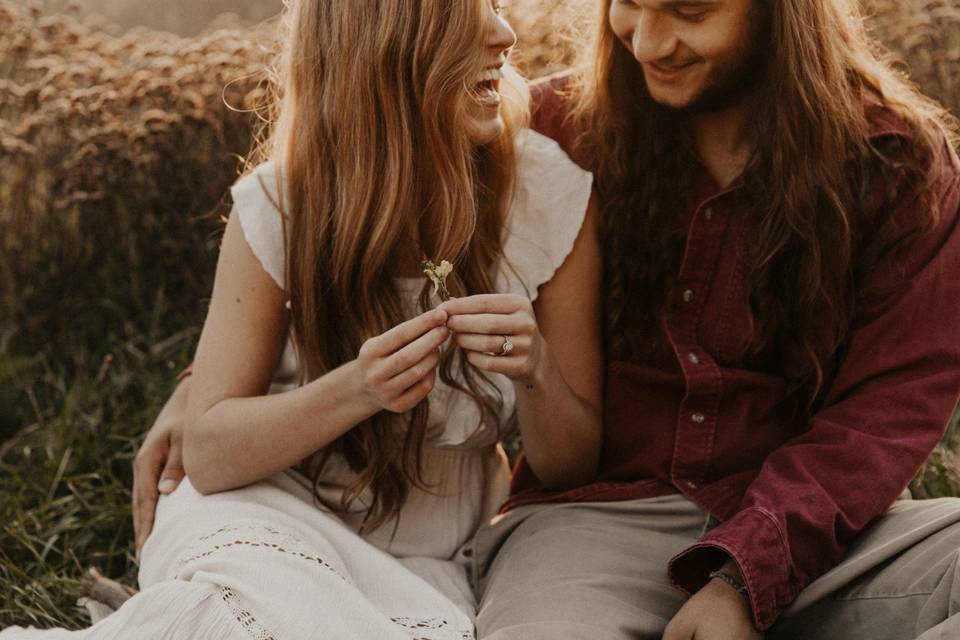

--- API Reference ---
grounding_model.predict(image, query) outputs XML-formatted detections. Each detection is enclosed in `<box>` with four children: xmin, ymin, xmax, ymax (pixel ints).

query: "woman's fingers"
<box><xmin>465</xmin><ymin>350</ymin><xmax>530</xmax><ymax>379</ymax></box>
<box><xmin>386</xmin><ymin>348</ymin><xmax>441</xmax><ymax>394</ymax></box>
<box><xmin>356</xmin><ymin>311</ymin><xmax>451</xmax><ymax>413</ymax></box>
<box><xmin>446</xmin><ymin>312</ymin><xmax>532</xmax><ymax>336</ymax></box>
<box><xmin>362</xmin><ymin>309</ymin><xmax>447</xmax><ymax>357</ymax></box>
<box><xmin>389</xmin><ymin>367</ymin><xmax>439</xmax><ymax>413</ymax></box>
<box><xmin>380</xmin><ymin>325</ymin><xmax>449</xmax><ymax>379</ymax></box>
<box><xmin>439</xmin><ymin>293</ymin><xmax>527</xmax><ymax>316</ymax></box>
<box><xmin>454</xmin><ymin>332</ymin><xmax>529</xmax><ymax>354</ymax></box>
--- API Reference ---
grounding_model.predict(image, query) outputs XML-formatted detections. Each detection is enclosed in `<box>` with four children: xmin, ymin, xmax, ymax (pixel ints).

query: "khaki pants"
<box><xmin>472</xmin><ymin>493</ymin><xmax>960</xmax><ymax>639</ymax></box>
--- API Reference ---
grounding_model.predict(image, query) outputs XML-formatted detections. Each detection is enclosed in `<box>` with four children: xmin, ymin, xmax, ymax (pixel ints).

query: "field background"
<box><xmin>1</xmin><ymin>0</ymin><xmax>959</xmax><ymax>630</ymax></box>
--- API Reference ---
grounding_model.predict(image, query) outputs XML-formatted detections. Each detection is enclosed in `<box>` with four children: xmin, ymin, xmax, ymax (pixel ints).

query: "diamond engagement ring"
<box><xmin>498</xmin><ymin>335</ymin><xmax>515</xmax><ymax>356</ymax></box>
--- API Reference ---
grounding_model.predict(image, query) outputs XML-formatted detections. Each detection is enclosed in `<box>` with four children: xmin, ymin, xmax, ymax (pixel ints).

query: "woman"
<box><xmin>1</xmin><ymin>1</ymin><xmax>601</xmax><ymax>638</ymax></box>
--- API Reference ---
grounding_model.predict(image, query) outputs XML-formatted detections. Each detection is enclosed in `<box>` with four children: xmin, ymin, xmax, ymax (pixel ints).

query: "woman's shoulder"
<box><xmin>230</xmin><ymin>159</ymin><xmax>287</xmax><ymax>289</ymax></box>
<box><xmin>231</xmin><ymin>159</ymin><xmax>283</xmax><ymax>213</ymax></box>
<box><xmin>497</xmin><ymin>128</ymin><xmax>593</xmax><ymax>301</ymax></box>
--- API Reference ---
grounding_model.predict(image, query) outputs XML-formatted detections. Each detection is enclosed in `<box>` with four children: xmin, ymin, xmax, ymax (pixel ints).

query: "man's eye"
<box><xmin>674</xmin><ymin>8</ymin><xmax>707</xmax><ymax>21</ymax></box>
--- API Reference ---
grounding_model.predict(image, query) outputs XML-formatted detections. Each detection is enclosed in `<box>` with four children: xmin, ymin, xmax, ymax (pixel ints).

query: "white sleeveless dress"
<box><xmin>0</xmin><ymin>129</ymin><xmax>592</xmax><ymax>640</ymax></box>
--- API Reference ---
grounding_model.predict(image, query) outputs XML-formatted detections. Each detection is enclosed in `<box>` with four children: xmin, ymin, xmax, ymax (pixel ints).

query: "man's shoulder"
<box><xmin>863</xmin><ymin>93</ymin><xmax>913</xmax><ymax>141</ymax></box>
<box><xmin>856</xmin><ymin>92</ymin><xmax>960</xmax><ymax>295</ymax></box>
<box><xmin>861</xmin><ymin>92</ymin><xmax>959</xmax><ymax>183</ymax></box>
<box><xmin>859</xmin><ymin>92</ymin><xmax>960</xmax><ymax>197</ymax></box>
<box><xmin>529</xmin><ymin>70</ymin><xmax>588</xmax><ymax>169</ymax></box>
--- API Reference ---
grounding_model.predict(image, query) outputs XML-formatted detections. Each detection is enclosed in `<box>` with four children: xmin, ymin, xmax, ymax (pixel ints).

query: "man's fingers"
<box><xmin>661</xmin><ymin>610</ymin><xmax>696</xmax><ymax>640</ymax></box>
<box><xmin>132</xmin><ymin>450</ymin><xmax>161</xmax><ymax>544</ymax></box>
<box><xmin>158</xmin><ymin>437</ymin><xmax>185</xmax><ymax>494</ymax></box>
<box><xmin>365</xmin><ymin>309</ymin><xmax>447</xmax><ymax>356</ymax></box>
<box><xmin>131</xmin><ymin>474</ymin><xmax>141</xmax><ymax>544</ymax></box>
<box><xmin>660</xmin><ymin>625</ymin><xmax>689</xmax><ymax>640</ymax></box>
<box><xmin>134</xmin><ymin>476</ymin><xmax>159</xmax><ymax>558</ymax></box>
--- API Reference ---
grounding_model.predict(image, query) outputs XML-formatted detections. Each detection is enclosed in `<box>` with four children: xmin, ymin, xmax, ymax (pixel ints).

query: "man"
<box><xmin>135</xmin><ymin>0</ymin><xmax>960</xmax><ymax>638</ymax></box>
<box><xmin>471</xmin><ymin>1</ymin><xmax>960</xmax><ymax>639</ymax></box>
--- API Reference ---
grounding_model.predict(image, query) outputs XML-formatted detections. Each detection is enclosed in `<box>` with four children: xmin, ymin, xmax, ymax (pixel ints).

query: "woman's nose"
<box><xmin>488</xmin><ymin>11</ymin><xmax>517</xmax><ymax>52</ymax></box>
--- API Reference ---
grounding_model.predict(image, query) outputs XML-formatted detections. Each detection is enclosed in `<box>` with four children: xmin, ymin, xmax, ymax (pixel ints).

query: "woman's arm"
<box><xmin>441</xmin><ymin>194</ymin><xmax>603</xmax><ymax>488</ymax></box>
<box><xmin>184</xmin><ymin>212</ymin><xmax>450</xmax><ymax>495</ymax></box>
<box><xmin>518</xmin><ymin>192</ymin><xmax>603</xmax><ymax>487</ymax></box>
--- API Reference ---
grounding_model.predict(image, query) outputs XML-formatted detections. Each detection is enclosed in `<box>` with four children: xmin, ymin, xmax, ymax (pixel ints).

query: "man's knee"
<box><xmin>477</xmin><ymin>588</ymin><xmax>671</xmax><ymax>640</ymax></box>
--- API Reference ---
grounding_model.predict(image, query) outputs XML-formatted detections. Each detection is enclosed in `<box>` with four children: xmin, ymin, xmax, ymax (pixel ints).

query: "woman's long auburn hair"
<box><xmin>573</xmin><ymin>0</ymin><xmax>957</xmax><ymax>408</ymax></box>
<box><xmin>247</xmin><ymin>0</ymin><xmax>527</xmax><ymax>531</ymax></box>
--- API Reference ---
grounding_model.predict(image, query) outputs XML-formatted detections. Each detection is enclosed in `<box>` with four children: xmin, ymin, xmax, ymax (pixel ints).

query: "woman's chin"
<box><xmin>466</xmin><ymin>112</ymin><xmax>506</xmax><ymax>147</ymax></box>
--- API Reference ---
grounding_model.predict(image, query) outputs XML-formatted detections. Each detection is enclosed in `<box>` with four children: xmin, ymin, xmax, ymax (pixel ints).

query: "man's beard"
<box><xmin>653</xmin><ymin>19</ymin><xmax>768</xmax><ymax>116</ymax></box>
<box><xmin>668</xmin><ymin>57</ymin><xmax>762</xmax><ymax>116</ymax></box>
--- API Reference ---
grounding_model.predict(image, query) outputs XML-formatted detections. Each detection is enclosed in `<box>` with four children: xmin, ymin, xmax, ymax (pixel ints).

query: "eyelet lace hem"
<box><xmin>179</xmin><ymin>521</ymin><xmax>473</xmax><ymax>640</ymax></box>
<box><xmin>219</xmin><ymin>586</ymin><xmax>277</xmax><ymax>640</ymax></box>
<box><xmin>175</xmin><ymin>521</ymin><xmax>350</xmax><ymax>584</ymax></box>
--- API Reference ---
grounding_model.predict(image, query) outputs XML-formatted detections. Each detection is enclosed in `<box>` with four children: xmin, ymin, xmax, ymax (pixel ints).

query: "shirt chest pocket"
<box><xmin>697</xmin><ymin>219</ymin><xmax>757</xmax><ymax>367</ymax></box>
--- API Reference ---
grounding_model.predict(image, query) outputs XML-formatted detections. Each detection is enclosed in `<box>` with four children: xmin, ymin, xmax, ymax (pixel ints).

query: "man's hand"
<box><xmin>132</xmin><ymin>379</ymin><xmax>188</xmax><ymax>558</ymax></box>
<box><xmin>663</xmin><ymin>563</ymin><xmax>761</xmax><ymax>640</ymax></box>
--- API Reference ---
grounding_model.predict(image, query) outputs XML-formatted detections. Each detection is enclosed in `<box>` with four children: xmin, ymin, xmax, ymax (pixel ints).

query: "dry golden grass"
<box><xmin>4</xmin><ymin>0</ymin><xmax>957</xmax><ymax>352</ymax></box>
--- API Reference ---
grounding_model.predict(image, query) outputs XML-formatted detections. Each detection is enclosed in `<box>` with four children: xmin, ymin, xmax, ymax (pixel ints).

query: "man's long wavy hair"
<box><xmin>248</xmin><ymin>0</ymin><xmax>526</xmax><ymax>531</ymax></box>
<box><xmin>573</xmin><ymin>0</ymin><xmax>956</xmax><ymax>407</ymax></box>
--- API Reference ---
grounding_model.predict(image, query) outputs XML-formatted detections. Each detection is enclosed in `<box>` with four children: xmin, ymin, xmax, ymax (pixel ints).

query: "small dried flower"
<box><xmin>421</xmin><ymin>259</ymin><xmax>454</xmax><ymax>302</ymax></box>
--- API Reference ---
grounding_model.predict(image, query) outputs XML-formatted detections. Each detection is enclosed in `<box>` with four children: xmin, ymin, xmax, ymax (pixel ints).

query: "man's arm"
<box><xmin>669</xmin><ymin>140</ymin><xmax>960</xmax><ymax>631</ymax></box>
<box><xmin>132</xmin><ymin>376</ymin><xmax>188</xmax><ymax>557</ymax></box>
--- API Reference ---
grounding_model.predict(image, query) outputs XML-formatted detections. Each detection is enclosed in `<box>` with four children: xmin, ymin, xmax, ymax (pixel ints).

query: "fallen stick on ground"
<box><xmin>78</xmin><ymin>567</ymin><xmax>136</xmax><ymax>623</ymax></box>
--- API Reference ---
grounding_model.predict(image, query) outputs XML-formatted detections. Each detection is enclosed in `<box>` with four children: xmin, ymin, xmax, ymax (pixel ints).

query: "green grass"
<box><xmin>0</xmin><ymin>291</ymin><xmax>204</xmax><ymax>629</ymax></box>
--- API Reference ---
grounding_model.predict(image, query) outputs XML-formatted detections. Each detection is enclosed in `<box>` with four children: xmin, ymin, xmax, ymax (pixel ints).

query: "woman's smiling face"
<box><xmin>465</xmin><ymin>1</ymin><xmax>518</xmax><ymax>146</ymax></box>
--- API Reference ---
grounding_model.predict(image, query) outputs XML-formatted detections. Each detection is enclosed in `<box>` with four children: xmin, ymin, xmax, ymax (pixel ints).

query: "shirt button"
<box><xmin>688</xmin><ymin>353</ymin><xmax>700</xmax><ymax>365</ymax></box>
<box><xmin>686</xmin><ymin>480</ymin><xmax>698</xmax><ymax>490</ymax></box>
<box><xmin>691</xmin><ymin>412</ymin><xmax>706</xmax><ymax>424</ymax></box>
<box><xmin>704</xmin><ymin>207</ymin><xmax>714</xmax><ymax>220</ymax></box>
<box><xmin>682</xmin><ymin>289</ymin><xmax>694</xmax><ymax>303</ymax></box>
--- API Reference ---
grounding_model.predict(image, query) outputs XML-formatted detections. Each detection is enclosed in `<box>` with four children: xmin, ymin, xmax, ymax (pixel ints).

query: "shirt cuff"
<box><xmin>667</xmin><ymin>506</ymin><xmax>795</xmax><ymax>631</ymax></box>
<box><xmin>176</xmin><ymin>364</ymin><xmax>194</xmax><ymax>382</ymax></box>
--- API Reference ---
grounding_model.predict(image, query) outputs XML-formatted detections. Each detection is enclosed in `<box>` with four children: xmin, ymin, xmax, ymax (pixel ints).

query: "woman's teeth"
<box><xmin>476</xmin><ymin>67</ymin><xmax>504</xmax><ymax>84</ymax></box>
<box><xmin>474</xmin><ymin>68</ymin><xmax>503</xmax><ymax>106</ymax></box>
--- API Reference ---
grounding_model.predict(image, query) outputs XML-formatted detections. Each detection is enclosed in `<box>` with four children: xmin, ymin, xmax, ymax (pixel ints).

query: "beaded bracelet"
<box><xmin>709</xmin><ymin>569</ymin><xmax>748</xmax><ymax>597</ymax></box>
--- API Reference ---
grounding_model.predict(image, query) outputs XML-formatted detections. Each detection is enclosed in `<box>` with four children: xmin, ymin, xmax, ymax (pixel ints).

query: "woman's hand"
<box><xmin>439</xmin><ymin>294</ymin><xmax>544</xmax><ymax>384</ymax></box>
<box><xmin>132</xmin><ymin>379</ymin><xmax>188</xmax><ymax>558</ymax></box>
<box><xmin>355</xmin><ymin>308</ymin><xmax>450</xmax><ymax>413</ymax></box>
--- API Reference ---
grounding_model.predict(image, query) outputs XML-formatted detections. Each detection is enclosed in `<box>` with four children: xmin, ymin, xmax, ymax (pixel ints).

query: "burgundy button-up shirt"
<box><xmin>506</xmin><ymin>74</ymin><xmax>960</xmax><ymax>630</ymax></box>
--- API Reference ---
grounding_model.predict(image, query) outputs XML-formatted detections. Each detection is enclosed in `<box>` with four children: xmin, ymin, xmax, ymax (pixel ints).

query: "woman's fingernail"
<box><xmin>158</xmin><ymin>479</ymin><xmax>176</xmax><ymax>493</ymax></box>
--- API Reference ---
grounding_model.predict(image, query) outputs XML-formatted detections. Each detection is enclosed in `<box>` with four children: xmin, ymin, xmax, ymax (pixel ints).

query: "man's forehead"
<box><xmin>626</xmin><ymin>0</ymin><xmax>727</xmax><ymax>9</ymax></box>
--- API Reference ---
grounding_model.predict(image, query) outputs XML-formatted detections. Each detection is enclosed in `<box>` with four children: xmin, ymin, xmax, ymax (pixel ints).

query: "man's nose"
<box><xmin>629</xmin><ymin>10</ymin><xmax>678</xmax><ymax>63</ymax></box>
